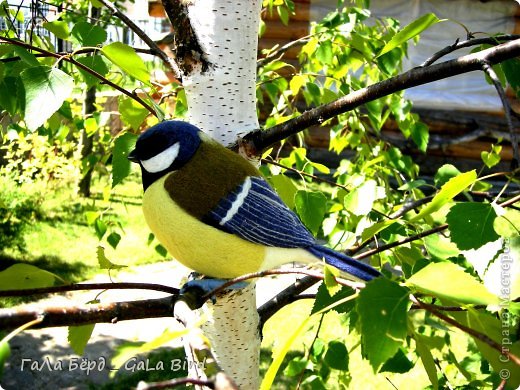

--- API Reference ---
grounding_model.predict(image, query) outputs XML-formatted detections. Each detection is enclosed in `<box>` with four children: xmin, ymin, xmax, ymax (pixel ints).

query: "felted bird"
<box><xmin>128</xmin><ymin>120</ymin><xmax>380</xmax><ymax>282</ymax></box>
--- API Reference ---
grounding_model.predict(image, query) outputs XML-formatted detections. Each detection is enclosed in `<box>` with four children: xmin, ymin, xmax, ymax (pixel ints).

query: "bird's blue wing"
<box><xmin>203</xmin><ymin>176</ymin><xmax>316</xmax><ymax>248</ymax></box>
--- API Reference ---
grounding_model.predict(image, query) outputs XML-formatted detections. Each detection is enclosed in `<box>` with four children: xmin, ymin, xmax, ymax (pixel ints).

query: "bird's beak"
<box><xmin>127</xmin><ymin>149</ymin><xmax>139</xmax><ymax>163</ymax></box>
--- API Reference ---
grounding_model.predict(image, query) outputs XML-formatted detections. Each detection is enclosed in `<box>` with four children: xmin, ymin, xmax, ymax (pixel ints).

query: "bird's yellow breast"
<box><xmin>142</xmin><ymin>175</ymin><xmax>267</xmax><ymax>278</ymax></box>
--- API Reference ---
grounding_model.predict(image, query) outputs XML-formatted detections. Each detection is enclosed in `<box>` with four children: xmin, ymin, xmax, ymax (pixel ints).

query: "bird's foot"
<box><xmin>180</xmin><ymin>278</ymin><xmax>249</xmax><ymax>304</ymax></box>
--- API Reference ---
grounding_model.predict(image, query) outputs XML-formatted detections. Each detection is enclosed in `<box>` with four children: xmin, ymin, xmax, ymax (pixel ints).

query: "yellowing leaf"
<box><xmin>407</xmin><ymin>262</ymin><xmax>499</xmax><ymax>305</ymax></box>
<box><xmin>411</xmin><ymin>170</ymin><xmax>477</xmax><ymax>221</ymax></box>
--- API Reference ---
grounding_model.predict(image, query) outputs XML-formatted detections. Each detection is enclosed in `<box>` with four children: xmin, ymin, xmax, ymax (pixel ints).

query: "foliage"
<box><xmin>0</xmin><ymin>174</ymin><xmax>42</xmax><ymax>251</ymax></box>
<box><xmin>0</xmin><ymin>1</ymin><xmax>519</xmax><ymax>389</ymax></box>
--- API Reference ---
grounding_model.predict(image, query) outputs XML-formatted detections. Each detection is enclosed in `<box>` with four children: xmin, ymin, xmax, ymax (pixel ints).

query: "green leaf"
<box><xmin>0</xmin><ymin>264</ymin><xmax>57</xmax><ymax>290</ymax></box>
<box><xmin>107</xmin><ymin>232</ymin><xmax>121</xmax><ymax>249</ymax></box>
<box><xmin>410</xmin><ymin>122</ymin><xmax>429</xmax><ymax>152</ymax></box>
<box><xmin>71</xmin><ymin>21</ymin><xmax>107</xmax><ymax>47</ymax></box>
<box><xmin>289</xmin><ymin>74</ymin><xmax>306</xmax><ymax>96</ymax></box>
<box><xmin>119</xmin><ymin>96</ymin><xmax>149</xmax><ymax>130</ymax></box>
<box><xmin>283</xmin><ymin>357</ymin><xmax>308</xmax><ymax>377</ymax></box>
<box><xmin>380</xmin><ymin>348</ymin><xmax>414</xmax><ymax>373</ymax></box>
<box><xmin>43</xmin><ymin>21</ymin><xmax>70</xmax><ymax>40</ymax></box>
<box><xmin>411</xmin><ymin>170</ymin><xmax>477</xmax><ymax>221</ymax></box>
<box><xmin>324</xmin><ymin>341</ymin><xmax>348</xmax><ymax>370</ymax></box>
<box><xmin>361</xmin><ymin>220</ymin><xmax>397</xmax><ymax>243</ymax></box>
<box><xmin>357</xmin><ymin>278</ymin><xmax>410</xmax><ymax>371</ymax></box>
<box><xmin>311</xmin><ymin>283</ymin><xmax>356</xmax><ymax>314</ymax></box>
<box><xmin>75</xmin><ymin>55</ymin><xmax>109</xmax><ymax>88</ymax></box>
<box><xmin>101</xmin><ymin>42</ymin><xmax>150</xmax><ymax>85</ymax></box>
<box><xmin>96</xmin><ymin>246</ymin><xmax>126</xmax><ymax>270</ymax></box>
<box><xmin>112</xmin><ymin>132</ymin><xmax>137</xmax><ymax>188</ymax></box>
<box><xmin>323</xmin><ymin>265</ymin><xmax>341</xmax><ymax>296</ymax></box>
<box><xmin>20</xmin><ymin>65</ymin><xmax>74</xmax><ymax>131</ymax></box>
<box><xmin>424</xmin><ymin>233</ymin><xmax>459</xmax><ymax>260</ymax></box>
<box><xmin>494</xmin><ymin>207</ymin><xmax>520</xmax><ymax>237</ymax></box>
<box><xmin>294</xmin><ymin>190</ymin><xmax>327</xmax><ymax>235</ymax></box>
<box><xmin>434</xmin><ymin>164</ymin><xmax>461</xmax><ymax>187</ymax></box>
<box><xmin>68</xmin><ymin>324</ymin><xmax>95</xmax><ymax>355</ymax></box>
<box><xmin>447</xmin><ymin>203</ymin><xmax>500</xmax><ymax>250</ymax></box>
<box><xmin>344</xmin><ymin>180</ymin><xmax>377</xmax><ymax>216</ymax></box>
<box><xmin>13</xmin><ymin>46</ymin><xmax>39</xmax><ymax>66</ymax></box>
<box><xmin>316</xmin><ymin>40</ymin><xmax>333</xmax><ymax>64</ymax></box>
<box><xmin>268</xmin><ymin>174</ymin><xmax>297</xmax><ymax>209</ymax></box>
<box><xmin>378</xmin><ymin>13</ymin><xmax>443</xmax><ymax>57</ymax></box>
<box><xmin>414</xmin><ymin>334</ymin><xmax>439</xmax><ymax>390</ymax></box>
<box><xmin>407</xmin><ymin>262</ymin><xmax>499</xmax><ymax>305</ymax></box>
<box><xmin>0</xmin><ymin>77</ymin><xmax>20</xmax><ymax>115</ymax></box>
<box><xmin>501</xmin><ymin>58</ymin><xmax>520</xmax><ymax>92</ymax></box>
<box><xmin>481</xmin><ymin>144</ymin><xmax>502</xmax><ymax>169</ymax></box>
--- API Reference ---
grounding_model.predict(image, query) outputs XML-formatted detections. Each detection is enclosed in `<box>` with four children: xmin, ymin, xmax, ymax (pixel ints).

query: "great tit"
<box><xmin>128</xmin><ymin>120</ymin><xmax>380</xmax><ymax>281</ymax></box>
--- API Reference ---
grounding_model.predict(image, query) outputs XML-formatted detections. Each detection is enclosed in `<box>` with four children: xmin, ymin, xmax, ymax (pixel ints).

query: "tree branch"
<box><xmin>421</xmin><ymin>34</ymin><xmax>520</xmax><ymax>67</ymax></box>
<box><xmin>242</xmin><ymin>39</ymin><xmax>520</xmax><ymax>154</ymax></box>
<box><xmin>0</xmin><ymin>36</ymin><xmax>157</xmax><ymax>115</ymax></box>
<box><xmin>160</xmin><ymin>0</ymin><xmax>211</xmax><ymax>76</ymax></box>
<box><xmin>481</xmin><ymin>60</ymin><xmax>519</xmax><ymax>169</ymax></box>
<box><xmin>98</xmin><ymin>0</ymin><xmax>180</xmax><ymax>78</ymax></box>
<box><xmin>0</xmin><ymin>296</ymin><xmax>175</xmax><ymax>330</ymax></box>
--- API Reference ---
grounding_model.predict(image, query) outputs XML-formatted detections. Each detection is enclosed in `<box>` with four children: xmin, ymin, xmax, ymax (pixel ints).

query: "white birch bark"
<box><xmin>177</xmin><ymin>1</ymin><xmax>263</xmax><ymax>388</ymax></box>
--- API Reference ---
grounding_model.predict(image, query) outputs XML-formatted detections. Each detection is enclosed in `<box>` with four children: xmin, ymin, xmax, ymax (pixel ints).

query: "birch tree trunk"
<box><xmin>165</xmin><ymin>1</ymin><xmax>263</xmax><ymax>388</ymax></box>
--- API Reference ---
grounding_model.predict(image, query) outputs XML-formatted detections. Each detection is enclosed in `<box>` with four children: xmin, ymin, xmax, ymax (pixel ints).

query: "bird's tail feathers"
<box><xmin>307</xmin><ymin>245</ymin><xmax>381</xmax><ymax>282</ymax></box>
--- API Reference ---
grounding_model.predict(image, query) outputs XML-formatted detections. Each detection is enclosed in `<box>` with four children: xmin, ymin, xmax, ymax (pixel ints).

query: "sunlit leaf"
<box><xmin>0</xmin><ymin>339</ymin><xmax>11</xmax><ymax>378</ymax></box>
<box><xmin>101</xmin><ymin>42</ymin><xmax>150</xmax><ymax>85</ymax></box>
<box><xmin>119</xmin><ymin>96</ymin><xmax>149</xmax><ymax>130</ymax></box>
<box><xmin>0</xmin><ymin>264</ymin><xmax>57</xmax><ymax>290</ymax></box>
<box><xmin>411</xmin><ymin>170</ymin><xmax>477</xmax><ymax>221</ymax></box>
<box><xmin>407</xmin><ymin>262</ymin><xmax>499</xmax><ymax>305</ymax></box>
<box><xmin>378</xmin><ymin>13</ymin><xmax>443</xmax><ymax>57</ymax></box>
<box><xmin>43</xmin><ymin>21</ymin><xmax>70</xmax><ymax>40</ymax></box>
<box><xmin>20</xmin><ymin>65</ymin><xmax>74</xmax><ymax>131</ymax></box>
<box><xmin>68</xmin><ymin>324</ymin><xmax>95</xmax><ymax>355</ymax></box>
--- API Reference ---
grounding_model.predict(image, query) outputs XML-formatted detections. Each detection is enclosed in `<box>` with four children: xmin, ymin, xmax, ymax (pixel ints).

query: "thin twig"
<box><xmin>242</xmin><ymin>39</ymin><xmax>520</xmax><ymax>154</ymax></box>
<box><xmin>354</xmin><ymin>224</ymin><xmax>448</xmax><ymax>259</ymax></box>
<box><xmin>0</xmin><ymin>35</ymin><xmax>157</xmax><ymax>115</ymax></box>
<box><xmin>481</xmin><ymin>61</ymin><xmax>519</xmax><ymax>169</ymax></box>
<box><xmin>201</xmin><ymin>268</ymin><xmax>365</xmax><ymax>304</ymax></box>
<box><xmin>421</xmin><ymin>34</ymin><xmax>520</xmax><ymax>67</ymax></box>
<box><xmin>257</xmin><ymin>35</ymin><xmax>310</xmax><ymax>68</ymax></box>
<box><xmin>413</xmin><ymin>297</ymin><xmax>520</xmax><ymax>367</ymax></box>
<box><xmin>98</xmin><ymin>0</ymin><xmax>180</xmax><ymax>78</ymax></box>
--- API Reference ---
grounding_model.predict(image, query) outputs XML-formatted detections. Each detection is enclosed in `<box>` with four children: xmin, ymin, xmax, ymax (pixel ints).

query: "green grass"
<box><xmin>0</xmin><ymin>173</ymin><xmax>166</xmax><ymax>300</ymax></box>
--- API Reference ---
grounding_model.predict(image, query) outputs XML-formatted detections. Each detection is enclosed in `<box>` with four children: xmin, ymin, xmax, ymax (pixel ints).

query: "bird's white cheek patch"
<box><xmin>141</xmin><ymin>142</ymin><xmax>180</xmax><ymax>173</ymax></box>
